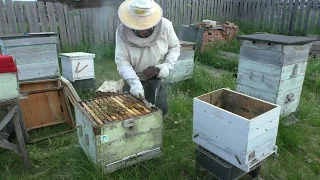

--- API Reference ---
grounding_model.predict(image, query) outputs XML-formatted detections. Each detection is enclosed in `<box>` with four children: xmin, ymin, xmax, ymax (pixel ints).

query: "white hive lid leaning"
<box><xmin>59</xmin><ymin>52</ymin><xmax>96</xmax><ymax>59</ymax></box>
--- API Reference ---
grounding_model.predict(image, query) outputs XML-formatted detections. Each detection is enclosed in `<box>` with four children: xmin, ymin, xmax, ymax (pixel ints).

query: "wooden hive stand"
<box><xmin>0</xmin><ymin>54</ymin><xmax>29</xmax><ymax>170</ymax></box>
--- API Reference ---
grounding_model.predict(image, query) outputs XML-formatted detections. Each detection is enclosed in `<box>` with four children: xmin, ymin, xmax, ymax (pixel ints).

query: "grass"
<box><xmin>1</xmin><ymin>30</ymin><xmax>320</xmax><ymax>179</ymax></box>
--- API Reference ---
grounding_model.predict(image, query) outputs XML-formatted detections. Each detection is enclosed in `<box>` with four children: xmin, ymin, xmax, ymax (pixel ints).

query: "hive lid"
<box><xmin>237</xmin><ymin>33</ymin><xmax>317</xmax><ymax>45</ymax></box>
<box><xmin>0</xmin><ymin>55</ymin><xmax>18</xmax><ymax>73</ymax></box>
<box><xmin>0</xmin><ymin>32</ymin><xmax>58</xmax><ymax>40</ymax></box>
<box><xmin>59</xmin><ymin>52</ymin><xmax>96</xmax><ymax>59</ymax></box>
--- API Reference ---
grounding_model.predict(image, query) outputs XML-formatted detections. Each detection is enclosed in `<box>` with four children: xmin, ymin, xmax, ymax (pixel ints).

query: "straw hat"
<box><xmin>118</xmin><ymin>0</ymin><xmax>163</xmax><ymax>30</ymax></box>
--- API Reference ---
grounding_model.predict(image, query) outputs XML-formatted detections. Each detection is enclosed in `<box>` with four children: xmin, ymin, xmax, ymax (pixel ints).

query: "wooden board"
<box><xmin>61</xmin><ymin>76</ymin><xmax>81</xmax><ymax>107</ymax></box>
<box><xmin>6</xmin><ymin>0</ymin><xmax>18</xmax><ymax>34</ymax></box>
<box><xmin>275</xmin><ymin>0</ymin><xmax>281</xmax><ymax>31</ymax></box>
<box><xmin>0</xmin><ymin>36</ymin><xmax>58</xmax><ymax>47</ymax></box>
<box><xmin>303</xmin><ymin>0</ymin><xmax>312</xmax><ymax>32</ymax></box>
<box><xmin>8</xmin><ymin>50</ymin><xmax>58</xmax><ymax>66</ymax></box>
<box><xmin>309</xmin><ymin>0</ymin><xmax>319</xmax><ymax>32</ymax></box>
<box><xmin>68</xmin><ymin>10</ymin><xmax>77</xmax><ymax>46</ymax></box>
<box><xmin>168</xmin><ymin>58</ymin><xmax>194</xmax><ymax>83</ymax></box>
<box><xmin>25</xmin><ymin>2</ymin><xmax>40</xmax><ymax>33</ymax></box>
<box><xmin>0</xmin><ymin>0</ymin><xmax>8</xmax><ymax>35</ymax></box>
<box><xmin>280</xmin><ymin>0</ymin><xmax>287</xmax><ymax>32</ymax></box>
<box><xmin>290</xmin><ymin>0</ymin><xmax>299</xmax><ymax>35</ymax></box>
<box><xmin>38</xmin><ymin>1</ymin><xmax>49</xmax><ymax>32</ymax></box>
<box><xmin>47</xmin><ymin>2</ymin><xmax>58</xmax><ymax>33</ymax></box>
<box><xmin>13</xmin><ymin>2</ymin><xmax>26</xmax><ymax>33</ymax></box>
<box><xmin>54</xmin><ymin>3</ymin><xmax>69</xmax><ymax>48</ymax></box>
<box><xmin>297</xmin><ymin>0</ymin><xmax>306</xmax><ymax>32</ymax></box>
<box><xmin>74</xmin><ymin>10</ymin><xmax>83</xmax><ymax>44</ymax></box>
<box><xmin>0</xmin><ymin>73</ymin><xmax>19</xmax><ymax>101</ymax></box>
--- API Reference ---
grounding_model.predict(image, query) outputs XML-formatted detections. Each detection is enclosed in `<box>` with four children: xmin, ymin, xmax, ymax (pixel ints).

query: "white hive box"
<box><xmin>0</xmin><ymin>33</ymin><xmax>60</xmax><ymax>81</ymax></box>
<box><xmin>0</xmin><ymin>55</ymin><xmax>19</xmax><ymax>101</ymax></box>
<box><xmin>167</xmin><ymin>41</ymin><xmax>196</xmax><ymax>84</ymax></box>
<box><xmin>236</xmin><ymin>34</ymin><xmax>316</xmax><ymax>116</ymax></box>
<box><xmin>59</xmin><ymin>52</ymin><xmax>95</xmax><ymax>82</ymax></box>
<box><xmin>75</xmin><ymin>95</ymin><xmax>163</xmax><ymax>173</ymax></box>
<box><xmin>193</xmin><ymin>88</ymin><xmax>281</xmax><ymax>172</ymax></box>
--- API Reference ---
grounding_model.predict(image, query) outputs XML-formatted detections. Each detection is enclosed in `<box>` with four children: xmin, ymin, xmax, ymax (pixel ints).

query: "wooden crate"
<box><xmin>167</xmin><ymin>41</ymin><xmax>195</xmax><ymax>84</ymax></box>
<box><xmin>0</xmin><ymin>33</ymin><xmax>60</xmax><ymax>81</ymax></box>
<box><xmin>193</xmin><ymin>88</ymin><xmax>281</xmax><ymax>173</ymax></box>
<box><xmin>0</xmin><ymin>55</ymin><xmax>19</xmax><ymax>101</ymax></box>
<box><xmin>59</xmin><ymin>52</ymin><xmax>96</xmax><ymax>82</ymax></box>
<box><xmin>19</xmin><ymin>79</ymin><xmax>74</xmax><ymax>132</ymax></box>
<box><xmin>75</xmin><ymin>94</ymin><xmax>163</xmax><ymax>173</ymax></box>
<box><xmin>236</xmin><ymin>34</ymin><xmax>316</xmax><ymax>116</ymax></box>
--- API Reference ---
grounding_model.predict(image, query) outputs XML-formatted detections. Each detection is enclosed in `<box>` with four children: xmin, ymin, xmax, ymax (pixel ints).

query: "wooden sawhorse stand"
<box><xmin>0</xmin><ymin>99</ymin><xmax>29</xmax><ymax>170</ymax></box>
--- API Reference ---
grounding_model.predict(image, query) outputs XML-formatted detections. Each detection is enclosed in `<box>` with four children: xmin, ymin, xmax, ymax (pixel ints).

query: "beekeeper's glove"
<box><xmin>155</xmin><ymin>63</ymin><xmax>170</xmax><ymax>79</ymax></box>
<box><xmin>130</xmin><ymin>80</ymin><xmax>145</xmax><ymax>98</ymax></box>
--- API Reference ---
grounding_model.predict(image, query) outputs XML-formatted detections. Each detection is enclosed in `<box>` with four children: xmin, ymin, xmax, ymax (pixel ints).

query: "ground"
<box><xmin>0</xmin><ymin>36</ymin><xmax>320</xmax><ymax>180</ymax></box>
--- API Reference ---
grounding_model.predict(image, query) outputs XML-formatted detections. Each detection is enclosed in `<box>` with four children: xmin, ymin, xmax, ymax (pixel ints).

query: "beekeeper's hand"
<box><xmin>155</xmin><ymin>63</ymin><xmax>170</xmax><ymax>79</ymax></box>
<box><xmin>130</xmin><ymin>81</ymin><xmax>145</xmax><ymax>98</ymax></box>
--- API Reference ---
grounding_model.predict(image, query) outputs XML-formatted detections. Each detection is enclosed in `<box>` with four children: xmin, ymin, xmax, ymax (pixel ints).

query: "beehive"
<box><xmin>236</xmin><ymin>34</ymin><xmax>316</xmax><ymax>116</ymax></box>
<box><xmin>0</xmin><ymin>33</ymin><xmax>60</xmax><ymax>81</ymax></box>
<box><xmin>167</xmin><ymin>40</ymin><xmax>196</xmax><ymax>84</ymax></box>
<box><xmin>193</xmin><ymin>88</ymin><xmax>281</xmax><ymax>172</ymax></box>
<box><xmin>75</xmin><ymin>94</ymin><xmax>162</xmax><ymax>173</ymax></box>
<box><xmin>59</xmin><ymin>52</ymin><xmax>95</xmax><ymax>82</ymax></box>
<box><xmin>0</xmin><ymin>55</ymin><xmax>19</xmax><ymax>101</ymax></box>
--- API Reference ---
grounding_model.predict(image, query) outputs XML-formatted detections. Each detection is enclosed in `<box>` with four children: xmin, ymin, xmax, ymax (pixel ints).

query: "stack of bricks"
<box><xmin>222</xmin><ymin>21</ymin><xmax>239</xmax><ymax>40</ymax></box>
<box><xmin>201</xmin><ymin>21</ymin><xmax>239</xmax><ymax>51</ymax></box>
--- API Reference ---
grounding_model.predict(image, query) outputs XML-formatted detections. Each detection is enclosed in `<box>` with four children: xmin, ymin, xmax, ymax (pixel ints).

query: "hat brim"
<box><xmin>118</xmin><ymin>0</ymin><xmax>163</xmax><ymax>30</ymax></box>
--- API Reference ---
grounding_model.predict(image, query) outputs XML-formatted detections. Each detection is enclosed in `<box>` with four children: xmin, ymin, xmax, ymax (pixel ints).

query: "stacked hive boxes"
<box><xmin>236</xmin><ymin>34</ymin><xmax>316</xmax><ymax>116</ymax></box>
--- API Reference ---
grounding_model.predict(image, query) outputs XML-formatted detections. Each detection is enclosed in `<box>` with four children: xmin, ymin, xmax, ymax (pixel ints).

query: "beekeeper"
<box><xmin>115</xmin><ymin>0</ymin><xmax>181</xmax><ymax>116</ymax></box>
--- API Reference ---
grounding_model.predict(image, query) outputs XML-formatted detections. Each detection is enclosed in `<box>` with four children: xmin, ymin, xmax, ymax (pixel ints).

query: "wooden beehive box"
<box><xmin>0</xmin><ymin>55</ymin><xmax>19</xmax><ymax>101</ymax></box>
<box><xmin>59</xmin><ymin>52</ymin><xmax>95</xmax><ymax>82</ymax></box>
<box><xmin>167</xmin><ymin>40</ymin><xmax>196</xmax><ymax>84</ymax></box>
<box><xmin>193</xmin><ymin>88</ymin><xmax>281</xmax><ymax>173</ymax></box>
<box><xmin>0</xmin><ymin>33</ymin><xmax>60</xmax><ymax>81</ymax></box>
<box><xmin>75</xmin><ymin>94</ymin><xmax>162</xmax><ymax>173</ymax></box>
<box><xmin>236</xmin><ymin>34</ymin><xmax>316</xmax><ymax>116</ymax></box>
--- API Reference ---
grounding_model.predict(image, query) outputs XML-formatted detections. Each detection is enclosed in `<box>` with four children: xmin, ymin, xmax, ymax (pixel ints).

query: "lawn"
<box><xmin>0</xmin><ymin>38</ymin><xmax>320</xmax><ymax>180</ymax></box>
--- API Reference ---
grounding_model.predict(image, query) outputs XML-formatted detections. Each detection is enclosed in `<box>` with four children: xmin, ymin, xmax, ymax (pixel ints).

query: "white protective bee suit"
<box><xmin>114</xmin><ymin>17</ymin><xmax>181</xmax><ymax>115</ymax></box>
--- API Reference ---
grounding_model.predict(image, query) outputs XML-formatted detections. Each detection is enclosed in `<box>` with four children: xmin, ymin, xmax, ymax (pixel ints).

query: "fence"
<box><xmin>0</xmin><ymin>0</ymin><xmax>319</xmax><ymax>49</ymax></box>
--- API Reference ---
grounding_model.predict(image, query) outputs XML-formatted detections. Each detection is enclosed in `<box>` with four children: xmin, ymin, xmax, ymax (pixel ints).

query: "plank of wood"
<box><xmin>280</xmin><ymin>0</ymin><xmax>287</xmax><ymax>32</ymax></box>
<box><xmin>107</xmin><ymin>8</ymin><xmax>114</xmax><ymax>42</ymax></box>
<box><xmin>63</xmin><ymin>5</ymin><xmax>72</xmax><ymax>46</ymax></box>
<box><xmin>5</xmin><ymin>44</ymin><xmax>57</xmax><ymax>54</ymax></box>
<box><xmin>187</xmin><ymin>0</ymin><xmax>192</xmax><ymax>24</ymax></box>
<box><xmin>5</xmin><ymin>0</ymin><xmax>18</xmax><ymax>34</ymax></box>
<box><xmin>180</xmin><ymin>0</ymin><xmax>185</xmax><ymax>24</ymax></box>
<box><xmin>38</xmin><ymin>1</ymin><xmax>49</xmax><ymax>32</ymax></box>
<box><xmin>309</xmin><ymin>0</ymin><xmax>319</xmax><ymax>32</ymax></box>
<box><xmin>205</xmin><ymin>0</ymin><xmax>210</xmax><ymax>20</ymax></box>
<box><xmin>269</xmin><ymin>0</ymin><xmax>276</xmax><ymax>31</ymax></box>
<box><xmin>259</xmin><ymin>0</ymin><xmax>266</xmax><ymax>28</ymax></box>
<box><xmin>68</xmin><ymin>10</ymin><xmax>77</xmax><ymax>46</ymax></box>
<box><xmin>243</xmin><ymin>0</ymin><xmax>248</xmax><ymax>22</ymax></box>
<box><xmin>0</xmin><ymin>36</ymin><xmax>58</xmax><ymax>47</ymax></box>
<box><xmin>297</xmin><ymin>0</ymin><xmax>306</xmax><ymax>32</ymax></box>
<box><xmin>25</xmin><ymin>2</ymin><xmax>40</xmax><ymax>33</ymax></box>
<box><xmin>264</xmin><ymin>0</ymin><xmax>271</xmax><ymax>28</ymax></box>
<box><xmin>247</xmin><ymin>0</ymin><xmax>252</xmax><ymax>22</ymax></box>
<box><xmin>54</xmin><ymin>3</ymin><xmax>69</xmax><ymax>48</ymax></box>
<box><xmin>285</xmin><ymin>0</ymin><xmax>294</xmax><ymax>34</ymax></box>
<box><xmin>92</xmin><ymin>9</ymin><xmax>100</xmax><ymax>44</ymax></box>
<box><xmin>85</xmin><ymin>9</ymin><xmax>94</xmax><ymax>45</ymax></box>
<box><xmin>0</xmin><ymin>73</ymin><xmax>19</xmax><ymax>101</ymax></box>
<box><xmin>9</xmin><ymin>50</ymin><xmax>58</xmax><ymax>65</ymax></box>
<box><xmin>175</xmin><ymin>0</ymin><xmax>180</xmax><ymax>26</ymax></box>
<box><xmin>0</xmin><ymin>0</ymin><xmax>8</xmax><ymax>35</ymax></box>
<box><xmin>102</xmin><ymin>7</ymin><xmax>109</xmax><ymax>42</ymax></box>
<box><xmin>303</xmin><ymin>0</ymin><xmax>312</xmax><ymax>32</ymax></box>
<box><xmin>46</xmin><ymin>2</ymin><xmax>58</xmax><ymax>33</ymax></box>
<box><xmin>289</xmin><ymin>0</ymin><xmax>300</xmax><ymax>35</ymax></box>
<box><xmin>13</xmin><ymin>2</ymin><xmax>26</xmax><ymax>33</ymax></box>
<box><xmin>253</xmin><ymin>0</ymin><xmax>260</xmax><ymax>26</ymax></box>
<box><xmin>79</xmin><ymin>9</ymin><xmax>88</xmax><ymax>44</ymax></box>
<box><xmin>74</xmin><ymin>10</ymin><xmax>83</xmax><ymax>44</ymax></box>
<box><xmin>275</xmin><ymin>0</ymin><xmax>282</xmax><ymax>32</ymax></box>
<box><xmin>232</xmin><ymin>0</ymin><xmax>239</xmax><ymax>21</ymax></box>
<box><xmin>213</xmin><ymin>0</ymin><xmax>217</xmax><ymax>21</ymax></box>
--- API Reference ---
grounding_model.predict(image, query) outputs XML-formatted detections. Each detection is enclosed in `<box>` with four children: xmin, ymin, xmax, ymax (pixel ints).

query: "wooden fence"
<box><xmin>0</xmin><ymin>0</ymin><xmax>320</xmax><ymax>49</ymax></box>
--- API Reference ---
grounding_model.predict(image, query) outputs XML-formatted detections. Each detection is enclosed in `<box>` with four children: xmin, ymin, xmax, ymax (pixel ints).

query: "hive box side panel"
<box><xmin>0</xmin><ymin>73</ymin><xmax>19</xmax><ymax>101</ymax></box>
<box><xmin>61</xmin><ymin>59</ymin><xmax>74</xmax><ymax>81</ymax></box>
<box><xmin>238</xmin><ymin>58</ymin><xmax>282</xmax><ymax>78</ymax></box>
<box><xmin>75</xmin><ymin>106</ymin><xmax>98</xmax><ymax>164</ymax></box>
<box><xmin>0</xmin><ymin>36</ymin><xmax>59</xmax><ymax>47</ymax></box>
<box><xmin>9</xmin><ymin>50</ymin><xmax>58</xmax><ymax>65</ymax></box>
<box><xmin>248</xmin><ymin>107</ymin><xmax>281</xmax><ymax>141</ymax></box>
<box><xmin>239</xmin><ymin>46</ymin><xmax>284</xmax><ymax>66</ymax></box>
<box><xmin>236</xmin><ymin>85</ymin><xmax>277</xmax><ymax>104</ymax></box>
<box><xmin>241</xmin><ymin>40</ymin><xmax>283</xmax><ymax>53</ymax></box>
<box><xmin>237</xmin><ymin>70</ymin><xmax>280</xmax><ymax>94</ymax></box>
<box><xmin>279</xmin><ymin>61</ymin><xmax>308</xmax><ymax>80</ymax></box>
<box><xmin>276</xmin><ymin>87</ymin><xmax>303</xmax><ymax>116</ymax></box>
<box><xmin>17</xmin><ymin>61</ymin><xmax>60</xmax><ymax>81</ymax></box>
<box><xmin>168</xmin><ymin>58</ymin><xmax>194</xmax><ymax>83</ymax></box>
<box><xmin>5</xmin><ymin>44</ymin><xmax>57</xmax><ymax>54</ymax></box>
<box><xmin>277</xmin><ymin>75</ymin><xmax>305</xmax><ymax>94</ymax></box>
<box><xmin>177</xmin><ymin>51</ymin><xmax>194</xmax><ymax>60</ymax></box>
<box><xmin>97</xmin><ymin>112</ymin><xmax>162</xmax><ymax>165</ymax></box>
